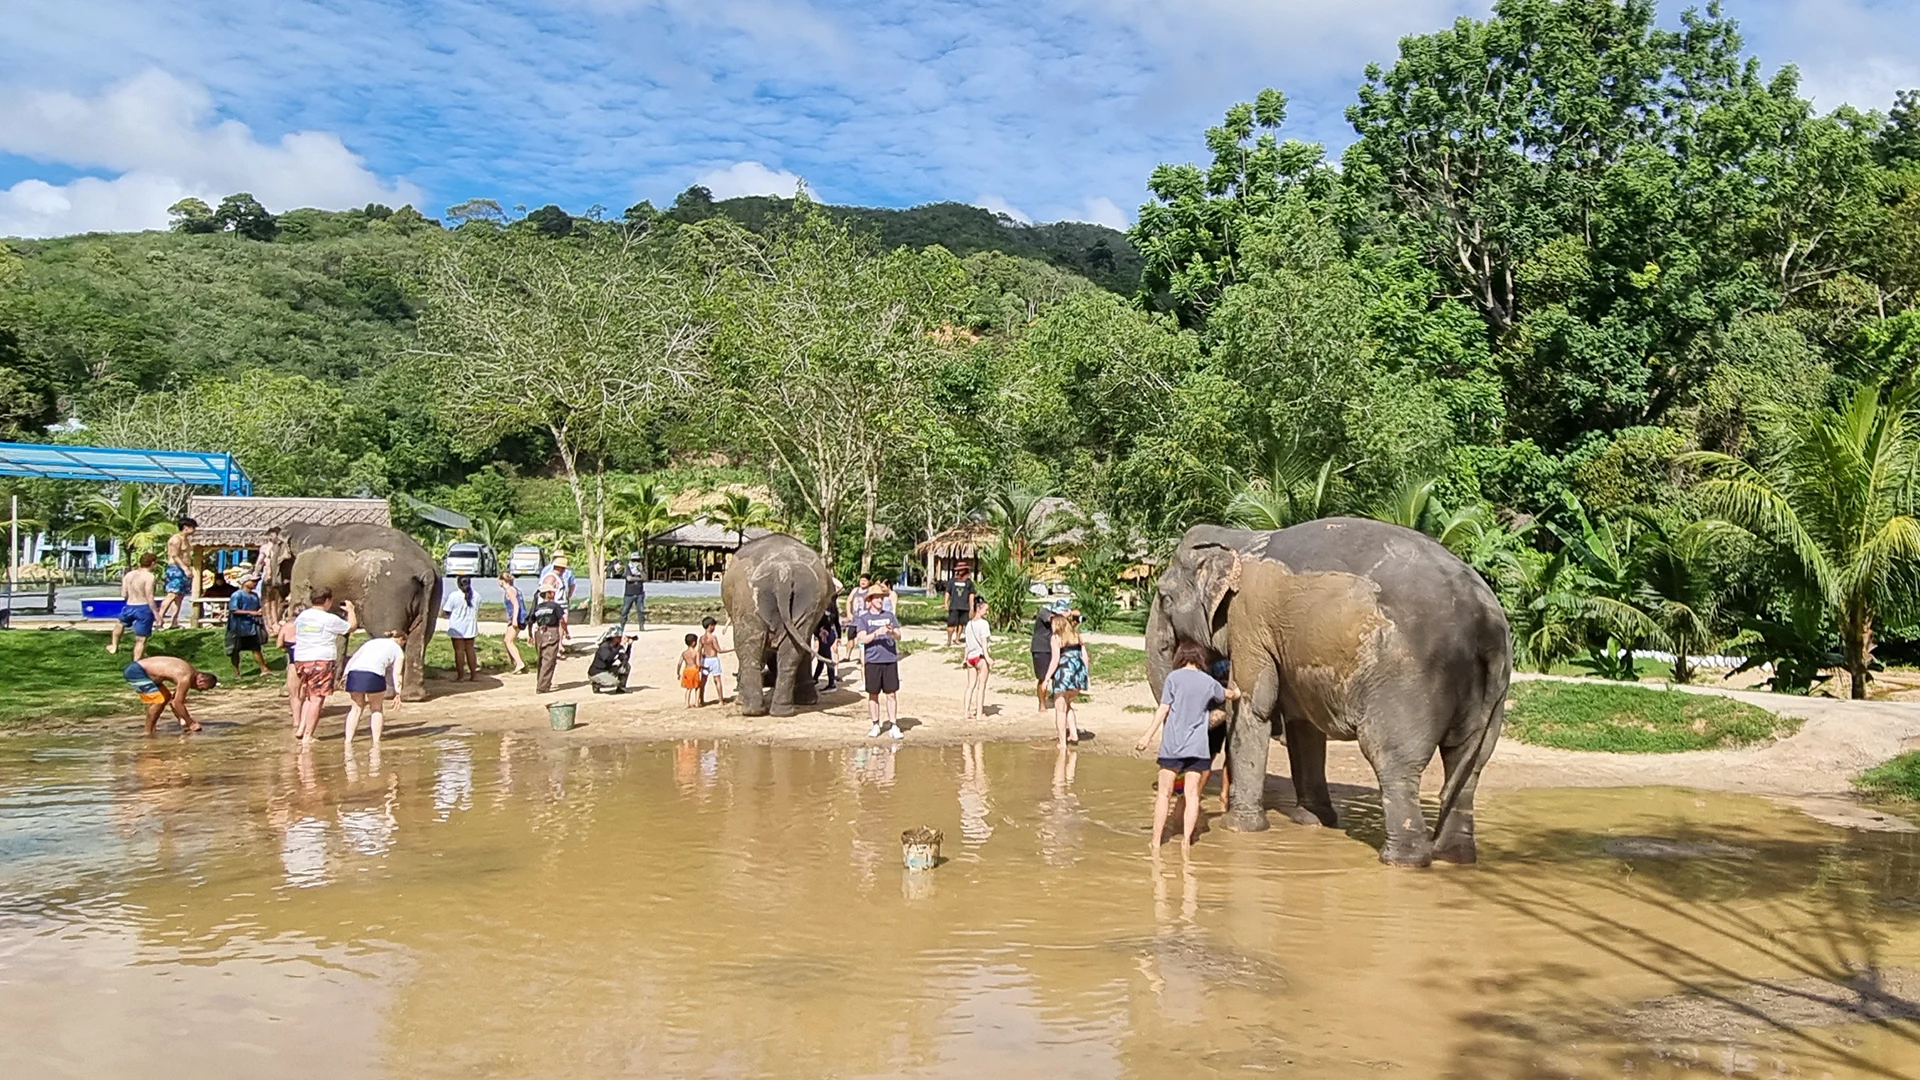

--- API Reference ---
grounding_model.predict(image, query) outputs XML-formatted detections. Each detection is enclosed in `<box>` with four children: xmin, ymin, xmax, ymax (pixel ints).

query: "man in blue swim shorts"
<box><xmin>124</xmin><ymin>655</ymin><xmax>217</xmax><ymax>736</ymax></box>
<box><xmin>157</xmin><ymin>517</ymin><xmax>197</xmax><ymax>630</ymax></box>
<box><xmin>109</xmin><ymin>553</ymin><xmax>161</xmax><ymax>659</ymax></box>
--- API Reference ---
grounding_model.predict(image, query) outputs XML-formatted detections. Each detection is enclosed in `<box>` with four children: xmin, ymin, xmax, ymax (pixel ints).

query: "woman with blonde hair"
<box><xmin>1044</xmin><ymin>610</ymin><xmax>1089</xmax><ymax>746</ymax></box>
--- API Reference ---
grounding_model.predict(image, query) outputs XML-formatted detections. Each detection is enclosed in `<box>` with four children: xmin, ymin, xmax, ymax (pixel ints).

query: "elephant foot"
<box><xmin>1218</xmin><ymin>809</ymin><xmax>1271</xmax><ymax>832</ymax></box>
<box><xmin>1432</xmin><ymin>836</ymin><xmax>1478</xmax><ymax>865</ymax></box>
<box><xmin>1284</xmin><ymin>804</ymin><xmax>1337</xmax><ymax>828</ymax></box>
<box><xmin>739</xmin><ymin>704</ymin><xmax>770</xmax><ymax>718</ymax></box>
<box><xmin>768</xmin><ymin>704</ymin><xmax>797</xmax><ymax>718</ymax></box>
<box><xmin>1378</xmin><ymin>837</ymin><xmax>1435</xmax><ymax>868</ymax></box>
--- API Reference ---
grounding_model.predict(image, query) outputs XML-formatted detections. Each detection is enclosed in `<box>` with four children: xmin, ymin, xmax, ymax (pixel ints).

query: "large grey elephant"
<box><xmin>276</xmin><ymin>523</ymin><xmax>441</xmax><ymax>701</ymax></box>
<box><xmin>1146</xmin><ymin>518</ymin><xmax>1511</xmax><ymax>867</ymax></box>
<box><xmin>720</xmin><ymin>535</ymin><xmax>833</xmax><ymax>717</ymax></box>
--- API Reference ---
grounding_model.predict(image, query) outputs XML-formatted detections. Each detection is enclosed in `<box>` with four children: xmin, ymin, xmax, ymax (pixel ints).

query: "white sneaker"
<box><xmin>868</xmin><ymin>722</ymin><xmax>882</xmax><ymax>738</ymax></box>
<box><xmin>889</xmin><ymin>724</ymin><xmax>905</xmax><ymax>741</ymax></box>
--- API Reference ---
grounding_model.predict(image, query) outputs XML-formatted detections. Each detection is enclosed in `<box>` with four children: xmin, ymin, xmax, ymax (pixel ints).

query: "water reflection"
<box><xmin>0</xmin><ymin>734</ymin><xmax>1916</xmax><ymax>1079</ymax></box>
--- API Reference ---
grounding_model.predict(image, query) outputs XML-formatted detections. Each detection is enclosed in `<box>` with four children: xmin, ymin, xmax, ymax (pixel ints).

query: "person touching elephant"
<box><xmin>280</xmin><ymin>523</ymin><xmax>441</xmax><ymax>701</ymax></box>
<box><xmin>1146</xmin><ymin>519</ymin><xmax>1511</xmax><ymax>867</ymax></box>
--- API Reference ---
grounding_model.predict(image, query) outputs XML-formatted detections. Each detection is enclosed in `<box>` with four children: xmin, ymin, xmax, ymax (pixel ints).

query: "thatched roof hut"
<box><xmin>186</xmin><ymin>496</ymin><xmax>391</xmax><ymax>550</ymax></box>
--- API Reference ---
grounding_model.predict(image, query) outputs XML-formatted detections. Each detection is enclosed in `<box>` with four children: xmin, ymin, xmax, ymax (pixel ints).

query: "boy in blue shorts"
<box><xmin>108</xmin><ymin>553</ymin><xmax>160</xmax><ymax>660</ymax></box>
<box><xmin>124</xmin><ymin>655</ymin><xmax>217</xmax><ymax>736</ymax></box>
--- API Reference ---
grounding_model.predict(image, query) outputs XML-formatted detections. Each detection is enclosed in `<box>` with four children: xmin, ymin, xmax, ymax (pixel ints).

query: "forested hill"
<box><xmin>664</xmin><ymin>191</ymin><xmax>1140</xmax><ymax>294</ymax></box>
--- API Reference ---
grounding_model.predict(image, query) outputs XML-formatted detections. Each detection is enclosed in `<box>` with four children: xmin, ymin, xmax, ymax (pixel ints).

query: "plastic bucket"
<box><xmin>901</xmin><ymin>827</ymin><xmax>942</xmax><ymax>870</ymax></box>
<box><xmin>548</xmin><ymin>702</ymin><xmax>577</xmax><ymax>731</ymax></box>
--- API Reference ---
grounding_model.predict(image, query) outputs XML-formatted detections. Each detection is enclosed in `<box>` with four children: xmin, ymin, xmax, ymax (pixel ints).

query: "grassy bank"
<box><xmin>1855</xmin><ymin>753</ymin><xmax>1920</xmax><ymax>800</ymax></box>
<box><xmin>1504</xmin><ymin>681</ymin><xmax>1798</xmax><ymax>752</ymax></box>
<box><xmin>0</xmin><ymin>628</ymin><xmax>250</xmax><ymax>724</ymax></box>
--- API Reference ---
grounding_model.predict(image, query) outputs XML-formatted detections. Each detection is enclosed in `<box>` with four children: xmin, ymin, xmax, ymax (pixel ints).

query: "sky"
<box><xmin>2</xmin><ymin>0</ymin><xmax>1917</xmax><ymax>238</ymax></box>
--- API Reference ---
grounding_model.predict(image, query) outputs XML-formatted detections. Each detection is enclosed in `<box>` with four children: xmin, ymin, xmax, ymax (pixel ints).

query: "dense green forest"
<box><xmin>7</xmin><ymin>0</ymin><xmax>1920</xmax><ymax>695</ymax></box>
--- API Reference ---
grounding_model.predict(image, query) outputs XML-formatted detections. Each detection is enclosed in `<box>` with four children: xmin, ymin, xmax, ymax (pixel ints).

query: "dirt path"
<box><xmin>138</xmin><ymin>622</ymin><xmax>1920</xmax><ymax>823</ymax></box>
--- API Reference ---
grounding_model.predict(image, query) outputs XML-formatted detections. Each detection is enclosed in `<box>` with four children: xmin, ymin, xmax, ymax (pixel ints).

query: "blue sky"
<box><xmin>3</xmin><ymin>0</ymin><xmax>1917</xmax><ymax>237</ymax></box>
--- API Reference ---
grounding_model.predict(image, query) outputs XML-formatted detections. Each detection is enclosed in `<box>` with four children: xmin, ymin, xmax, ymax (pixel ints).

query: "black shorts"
<box><xmin>1208</xmin><ymin>722</ymin><xmax>1227</xmax><ymax>757</ymax></box>
<box><xmin>1158</xmin><ymin>756</ymin><xmax>1212</xmax><ymax>773</ymax></box>
<box><xmin>1031</xmin><ymin>653</ymin><xmax>1050</xmax><ymax>680</ymax></box>
<box><xmin>863</xmin><ymin>662</ymin><xmax>900</xmax><ymax>694</ymax></box>
<box><xmin>945</xmin><ymin>608</ymin><xmax>967</xmax><ymax>627</ymax></box>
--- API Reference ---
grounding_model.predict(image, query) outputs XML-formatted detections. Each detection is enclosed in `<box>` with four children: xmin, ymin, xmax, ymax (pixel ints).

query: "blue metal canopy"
<box><xmin>0</xmin><ymin>442</ymin><xmax>251</xmax><ymax>495</ymax></box>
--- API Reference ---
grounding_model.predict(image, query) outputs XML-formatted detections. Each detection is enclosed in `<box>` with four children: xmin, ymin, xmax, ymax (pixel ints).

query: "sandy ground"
<box><xmin>91</xmin><ymin>621</ymin><xmax>1920</xmax><ymax>826</ymax></box>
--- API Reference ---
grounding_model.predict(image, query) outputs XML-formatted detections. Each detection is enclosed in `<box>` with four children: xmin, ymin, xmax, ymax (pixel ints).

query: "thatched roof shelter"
<box><xmin>914</xmin><ymin>522</ymin><xmax>999</xmax><ymax>559</ymax></box>
<box><xmin>186</xmin><ymin>496</ymin><xmax>392</xmax><ymax>550</ymax></box>
<box><xmin>648</xmin><ymin>517</ymin><xmax>776</xmax><ymax>551</ymax></box>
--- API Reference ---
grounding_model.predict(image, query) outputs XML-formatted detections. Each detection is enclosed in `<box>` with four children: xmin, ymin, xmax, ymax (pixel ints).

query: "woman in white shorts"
<box><xmin>343</xmin><ymin>631</ymin><xmax>407</xmax><ymax>744</ymax></box>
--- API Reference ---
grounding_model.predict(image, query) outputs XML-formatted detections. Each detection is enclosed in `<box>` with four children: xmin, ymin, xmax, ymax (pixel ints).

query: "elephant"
<box><xmin>720</xmin><ymin>534</ymin><xmax>833</xmax><ymax>717</ymax></box>
<box><xmin>1146</xmin><ymin>518</ymin><xmax>1511</xmax><ymax>867</ymax></box>
<box><xmin>276</xmin><ymin>522</ymin><xmax>442</xmax><ymax>702</ymax></box>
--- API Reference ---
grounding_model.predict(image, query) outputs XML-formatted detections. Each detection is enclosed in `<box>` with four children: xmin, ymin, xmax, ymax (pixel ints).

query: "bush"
<box><xmin>1504</xmin><ymin>681</ymin><xmax>1798</xmax><ymax>752</ymax></box>
<box><xmin>1061</xmin><ymin>540</ymin><xmax>1120</xmax><ymax>631</ymax></box>
<box><xmin>975</xmin><ymin>536</ymin><xmax>1032</xmax><ymax>631</ymax></box>
<box><xmin>1855</xmin><ymin>752</ymin><xmax>1920</xmax><ymax>800</ymax></box>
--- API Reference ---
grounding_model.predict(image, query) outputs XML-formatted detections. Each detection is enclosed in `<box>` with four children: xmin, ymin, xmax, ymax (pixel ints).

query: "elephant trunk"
<box><xmin>1145</xmin><ymin>594</ymin><xmax>1177</xmax><ymax>700</ymax></box>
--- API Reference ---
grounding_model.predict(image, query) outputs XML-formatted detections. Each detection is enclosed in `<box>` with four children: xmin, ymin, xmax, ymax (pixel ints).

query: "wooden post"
<box><xmin>189</xmin><ymin>545</ymin><xmax>202</xmax><ymax>628</ymax></box>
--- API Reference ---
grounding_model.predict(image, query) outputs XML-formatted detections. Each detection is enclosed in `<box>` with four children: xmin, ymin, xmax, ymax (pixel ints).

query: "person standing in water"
<box><xmin>108</xmin><ymin>553</ymin><xmax>160</xmax><ymax>659</ymax></box>
<box><xmin>441</xmin><ymin>575</ymin><xmax>479</xmax><ymax>681</ymax></box>
<box><xmin>342</xmin><ymin>631</ymin><xmax>406</xmax><ymax>744</ymax></box>
<box><xmin>498</xmin><ymin>571</ymin><xmax>528</xmax><ymax>675</ymax></box>
<box><xmin>292</xmin><ymin>588</ymin><xmax>357</xmax><ymax>745</ymax></box>
<box><xmin>1044</xmin><ymin>609</ymin><xmax>1089</xmax><ymax>747</ymax></box>
<box><xmin>125</xmin><ymin>655</ymin><xmax>218</xmax><ymax>736</ymax></box>
<box><xmin>1030</xmin><ymin>599</ymin><xmax>1074</xmax><ymax>712</ymax></box>
<box><xmin>1135</xmin><ymin>640</ymin><xmax>1239</xmax><ymax>851</ymax></box>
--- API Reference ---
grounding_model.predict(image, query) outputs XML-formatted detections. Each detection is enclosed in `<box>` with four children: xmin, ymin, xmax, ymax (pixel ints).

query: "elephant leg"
<box><xmin>792</xmin><ymin>635</ymin><xmax>820</xmax><ymax>707</ymax></box>
<box><xmin>403</xmin><ymin>625</ymin><xmax>428</xmax><ymax>702</ymax></box>
<box><xmin>770</xmin><ymin>636</ymin><xmax>805</xmax><ymax>717</ymax></box>
<box><xmin>1433</xmin><ymin>704</ymin><xmax>1503</xmax><ymax>865</ymax></box>
<box><xmin>1360</xmin><ymin>725</ymin><xmax>1437</xmax><ymax>868</ymax></box>
<box><xmin>1220</xmin><ymin>702</ymin><xmax>1271</xmax><ymax>832</ymax></box>
<box><xmin>1282</xmin><ymin>717</ymin><xmax>1338</xmax><ymax>828</ymax></box>
<box><xmin>737</xmin><ymin>630</ymin><xmax>770</xmax><ymax>716</ymax></box>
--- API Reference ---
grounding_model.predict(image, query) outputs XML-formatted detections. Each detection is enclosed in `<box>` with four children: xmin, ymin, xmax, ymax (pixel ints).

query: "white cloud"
<box><xmin>0</xmin><ymin>69</ymin><xmax>419</xmax><ymax>237</ymax></box>
<box><xmin>974</xmin><ymin>194</ymin><xmax>1031</xmax><ymax>223</ymax></box>
<box><xmin>692</xmin><ymin>160</ymin><xmax>803</xmax><ymax>200</ymax></box>
<box><xmin>1065</xmin><ymin>196</ymin><xmax>1130</xmax><ymax>231</ymax></box>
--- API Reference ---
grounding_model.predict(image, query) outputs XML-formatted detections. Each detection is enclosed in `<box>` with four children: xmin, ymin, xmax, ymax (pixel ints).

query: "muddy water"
<box><xmin>2</xmin><ymin>733</ymin><xmax>1918</xmax><ymax>1079</ymax></box>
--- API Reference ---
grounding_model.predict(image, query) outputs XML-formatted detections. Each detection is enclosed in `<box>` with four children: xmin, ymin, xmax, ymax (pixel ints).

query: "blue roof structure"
<box><xmin>0</xmin><ymin>442</ymin><xmax>251</xmax><ymax>495</ymax></box>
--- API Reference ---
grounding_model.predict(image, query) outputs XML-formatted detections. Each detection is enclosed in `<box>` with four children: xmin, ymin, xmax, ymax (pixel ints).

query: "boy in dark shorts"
<box><xmin>125</xmin><ymin>655</ymin><xmax>217</xmax><ymax>736</ymax></box>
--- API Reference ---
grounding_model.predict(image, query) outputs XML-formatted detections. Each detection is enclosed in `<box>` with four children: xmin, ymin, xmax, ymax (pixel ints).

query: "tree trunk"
<box><xmin>858</xmin><ymin>467</ymin><xmax>878</xmax><ymax>580</ymax></box>
<box><xmin>1846</xmin><ymin>609</ymin><xmax>1873</xmax><ymax>701</ymax></box>
<box><xmin>587</xmin><ymin>468</ymin><xmax>606</xmax><ymax>626</ymax></box>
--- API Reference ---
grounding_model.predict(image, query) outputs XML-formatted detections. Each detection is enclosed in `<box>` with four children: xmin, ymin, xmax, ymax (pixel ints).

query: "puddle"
<box><xmin>1</xmin><ymin>734</ymin><xmax>1918</xmax><ymax>1078</ymax></box>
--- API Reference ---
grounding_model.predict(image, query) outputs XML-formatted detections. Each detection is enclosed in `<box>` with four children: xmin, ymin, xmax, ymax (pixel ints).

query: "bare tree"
<box><xmin>416</xmin><ymin>227</ymin><xmax>717</xmax><ymax>623</ymax></box>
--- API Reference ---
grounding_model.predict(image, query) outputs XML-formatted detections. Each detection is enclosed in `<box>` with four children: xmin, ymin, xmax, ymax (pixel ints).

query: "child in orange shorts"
<box><xmin>678</xmin><ymin>633</ymin><xmax>703</xmax><ymax>707</ymax></box>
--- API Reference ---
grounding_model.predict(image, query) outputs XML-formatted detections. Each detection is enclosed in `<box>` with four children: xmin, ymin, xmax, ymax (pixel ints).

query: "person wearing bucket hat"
<box><xmin>225</xmin><ymin>574</ymin><xmax>271</xmax><ymax>678</ymax></box>
<box><xmin>528</xmin><ymin>587</ymin><xmax>571</xmax><ymax>693</ymax></box>
<box><xmin>1030</xmin><ymin>598</ymin><xmax>1076</xmax><ymax>712</ymax></box>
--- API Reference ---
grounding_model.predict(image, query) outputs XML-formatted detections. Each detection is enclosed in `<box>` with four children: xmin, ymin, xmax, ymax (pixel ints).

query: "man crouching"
<box><xmin>124</xmin><ymin>656</ymin><xmax>217</xmax><ymax>735</ymax></box>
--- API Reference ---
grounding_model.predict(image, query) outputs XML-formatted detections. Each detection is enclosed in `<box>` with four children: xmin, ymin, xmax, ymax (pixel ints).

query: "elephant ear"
<box><xmin>1167</xmin><ymin>541</ymin><xmax>1241</xmax><ymax>648</ymax></box>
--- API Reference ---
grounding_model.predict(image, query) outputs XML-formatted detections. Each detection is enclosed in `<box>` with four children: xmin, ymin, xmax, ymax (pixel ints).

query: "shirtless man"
<box><xmin>124</xmin><ymin>654</ymin><xmax>217</xmax><ymax>736</ymax></box>
<box><xmin>108</xmin><ymin>553</ymin><xmax>161</xmax><ymax>659</ymax></box>
<box><xmin>156</xmin><ymin>517</ymin><xmax>198</xmax><ymax>629</ymax></box>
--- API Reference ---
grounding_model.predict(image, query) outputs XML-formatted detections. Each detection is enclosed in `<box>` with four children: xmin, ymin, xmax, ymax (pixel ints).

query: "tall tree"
<box><xmin>416</xmin><ymin>227</ymin><xmax>717</xmax><ymax>623</ymax></box>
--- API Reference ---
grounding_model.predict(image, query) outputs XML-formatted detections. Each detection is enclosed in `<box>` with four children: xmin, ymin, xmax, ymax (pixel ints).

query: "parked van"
<box><xmin>444</xmin><ymin>542</ymin><xmax>497</xmax><ymax>578</ymax></box>
<box><xmin>508</xmin><ymin>544</ymin><xmax>544</xmax><ymax>576</ymax></box>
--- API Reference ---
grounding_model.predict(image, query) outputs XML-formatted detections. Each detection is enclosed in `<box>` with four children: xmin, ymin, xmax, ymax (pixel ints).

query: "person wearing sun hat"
<box><xmin>1030</xmin><ymin>597</ymin><xmax>1076</xmax><ymax>712</ymax></box>
<box><xmin>539</xmin><ymin>552</ymin><xmax>576</xmax><ymax>606</ymax></box>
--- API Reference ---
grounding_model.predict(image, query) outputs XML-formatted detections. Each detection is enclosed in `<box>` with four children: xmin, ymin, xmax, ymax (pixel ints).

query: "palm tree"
<box><xmin>1548</xmin><ymin>503</ymin><xmax>1660</xmax><ymax>678</ymax></box>
<box><xmin>468</xmin><ymin>513</ymin><xmax>519</xmax><ymax>557</ymax></box>
<box><xmin>987</xmin><ymin>482</ymin><xmax>1057</xmax><ymax>565</ymax></box>
<box><xmin>73</xmin><ymin>484</ymin><xmax>172</xmax><ymax>565</ymax></box>
<box><xmin>1684</xmin><ymin>374</ymin><xmax>1920</xmax><ymax>698</ymax></box>
<box><xmin>1631</xmin><ymin>512</ymin><xmax>1722</xmax><ymax>684</ymax></box>
<box><xmin>1224</xmin><ymin>442</ymin><xmax>1338</xmax><ymax>530</ymax></box>
<box><xmin>609</xmin><ymin>481</ymin><xmax>679</xmax><ymax>574</ymax></box>
<box><xmin>712</xmin><ymin>491</ymin><xmax>772</xmax><ymax>550</ymax></box>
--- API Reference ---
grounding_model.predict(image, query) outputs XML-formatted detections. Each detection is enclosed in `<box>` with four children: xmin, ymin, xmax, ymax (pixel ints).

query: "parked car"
<box><xmin>444</xmin><ymin>542</ymin><xmax>497</xmax><ymax>578</ymax></box>
<box><xmin>508</xmin><ymin>544</ymin><xmax>544</xmax><ymax>576</ymax></box>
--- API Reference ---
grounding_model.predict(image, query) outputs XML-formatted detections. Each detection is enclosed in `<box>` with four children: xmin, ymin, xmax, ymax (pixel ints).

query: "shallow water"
<box><xmin>2</xmin><ymin>731</ymin><xmax>1918</xmax><ymax>1079</ymax></box>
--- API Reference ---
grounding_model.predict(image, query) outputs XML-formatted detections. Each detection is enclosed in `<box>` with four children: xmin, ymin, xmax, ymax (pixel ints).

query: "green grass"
<box><xmin>0</xmin><ymin>628</ymin><xmax>265</xmax><ymax>724</ymax></box>
<box><xmin>1855</xmin><ymin>752</ymin><xmax>1920</xmax><ymax>800</ymax></box>
<box><xmin>1504</xmin><ymin>681</ymin><xmax>1798</xmax><ymax>752</ymax></box>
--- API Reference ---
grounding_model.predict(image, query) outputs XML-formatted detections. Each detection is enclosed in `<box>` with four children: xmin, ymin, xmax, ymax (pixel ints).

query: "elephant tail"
<box><xmin>1431</xmin><ymin>693</ymin><xmax>1504</xmax><ymax>843</ymax></box>
<box><xmin>754</xmin><ymin>565</ymin><xmax>815</xmax><ymax>651</ymax></box>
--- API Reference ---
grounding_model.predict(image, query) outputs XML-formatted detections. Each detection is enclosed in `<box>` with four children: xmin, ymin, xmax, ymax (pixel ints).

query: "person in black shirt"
<box><xmin>588</xmin><ymin>629</ymin><xmax>633</xmax><ymax>693</ymax></box>
<box><xmin>528</xmin><ymin>589</ymin><xmax>570</xmax><ymax>693</ymax></box>
<box><xmin>1030</xmin><ymin>599</ymin><xmax>1076</xmax><ymax>711</ymax></box>
<box><xmin>944</xmin><ymin>564</ymin><xmax>975</xmax><ymax>646</ymax></box>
